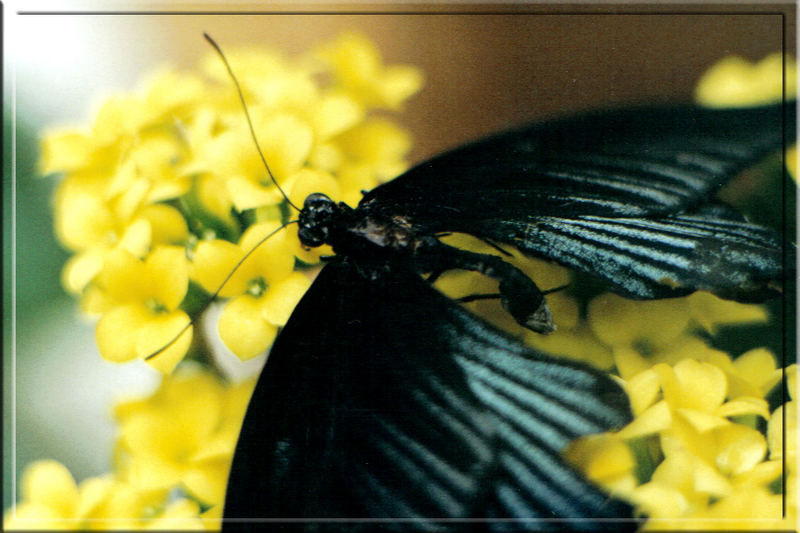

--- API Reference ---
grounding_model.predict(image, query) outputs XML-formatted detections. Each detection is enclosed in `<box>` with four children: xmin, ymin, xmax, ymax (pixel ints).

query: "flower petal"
<box><xmin>311</xmin><ymin>91</ymin><xmax>364</xmax><ymax>138</ymax></box>
<box><xmin>240</xmin><ymin>221</ymin><xmax>295</xmax><ymax>285</ymax></box>
<box><xmin>182</xmin><ymin>459</ymin><xmax>230</xmax><ymax>506</ymax></box>
<box><xmin>252</xmin><ymin>113</ymin><xmax>314</xmax><ymax>180</ymax></box>
<box><xmin>676</xmin><ymin>408</ymin><xmax>730</xmax><ymax>433</ymax></box>
<box><xmin>96</xmin><ymin>304</ymin><xmax>150</xmax><ymax>363</ymax></box>
<box><xmin>524</xmin><ymin>325</ymin><xmax>614</xmax><ymax>370</ymax></box>
<box><xmin>191</xmin><ymin>239</ymin><xmax>245</xmax><ymax>297</ymax></box>
<box><xmin>695</xmin><ymin>53</ymin><xmax>796</xmax><ymax>107</ymax></box>
<box><xmin>713</xmin><ymin>424</ymin><xmax>767</xmax><ymax>476</ymax></box>
<box><xmin>146</xmin><ymin>246</ymin><xmax>189</xmax><ymax>310</ymax></box>
<box><xmin>767</xmin><ymin>400</ymin><xmax>796</xmax><ymax>460</ymax></box>
<box><xmin>138</xmin><ymin>204</ymin><xmax>189</xmax><ymax>247</ymax></box>
<box><xmin>378</xmin><ymin>65</ymin><xmax>425</xmax><ymax>109</ymax></box>
<box><xmin>787</xmin><ymin>144</ymin><xmax>797</xmax><ymax>182</ymax></box>
<box><xmin>672</xmin><ymin>359</ymin><xmax>727</xmax><ymax>411</ymax></box>
<box><xmin>287</xmin><ymin>168</ymin><xmax>342</xmax><ymax>208</ymax></box>
<box><xmin>21</xmin><ymin>460</ymin><xmax>79</xmax><ymax>516</ymax></box>
<box><xmin>630</xmin><ymin>481</ymin><xmax>689</xmax><ymax>519</ymax></box>
<box><xmin>226</xmin><ymin>175</ymin><xmax>283</xmax><ymax>211</ymax></box>
<box><xmin>96</xmin><ymin>249</ymin><xmax>148</xmax><ymax>304</ymax></box>
<box><xmin>625</xmin><ymin>367</ymin><xmax>662</xmax><ymax>415</ymax></box>
<box><xmin>75</xmin><ymin>476</ymin><xmax>114</xmax><ymax>518</ymax></box>
<box><xmin>137</xmin><ymin>311</ymin><xmax>193</xmax><ymax>374</ymax></box>
<box><xmin>218</xmin><ymin>295</ymin><xmax>278</xmax><ymax>360</ymax></box>
<box><xmin>54</xmin><ymin>183</ymin><xmax>115</xmax><ymax>251</ymax></box>
<box><xmin>4</xmin><ymin>502</ymin><xmax>67</xmax><ymax>530</ymax></box>
<box><xmin>337</xmin><ymin>118</ymin><xmax>412</xmax><ymax>164</ymax></box>
<box><xmin>61</xmin><ymin>250</ymin><xmax>105</xmax><ymax>294</ymax></box>
<box><xmin>563</xmin><ymin>433</ymin><xmax>634</xmax><ymax>483</ymax></box>
<box><xmin>125</xmin><ymin>454</ymin><xmax>184</xmax><ymax>492</ymax></box>
<box><xmin>715</xmin><ymin>397</ymin><xmax>770</xmax><ymax>420</ymax></box>
<box><xmin>614</xmin><ymin>347</ymin><xmax>652</xmax><ymax>381</ymax></box>
<box><xmin>703</xmin><ymin>487</ymin><xmax>782</xmax><ymax>520</ymax></box>
<box><xmin>617</xmin><ymin>400</ymin><xmax>672</xmax><ymax>439</ymax></box>
<box><xmin>692</xmin><ymin>459</ymin><xmax>732</xmax><ymax>496</ymax></box>
<box><xmin>732</xmin><ymin>348</ymin><xmax>779</xmax><ymax>394</ymax></box>
<box><xmin>119</xmin><ymin>218</ymin><xmax>152</xmax><ymax>258</ymax></box>
<box><xmin>40</xmin><ymin>129</ymin><xmax>93</xmax><ymax>174</ymax></box>
<box><xmin>687</xmin><ymin>291</ymin><xmax>768</xmax><ymax>333</ymax></box>
<box><xmin>145</xmin><ymin>498</ymin><xmax>204</xmax><ymax>530</ymax></box>
<box><xmin>261</xmin><ymin>272</ymin><xmax>312</xmax><ymax>326</ymax></box>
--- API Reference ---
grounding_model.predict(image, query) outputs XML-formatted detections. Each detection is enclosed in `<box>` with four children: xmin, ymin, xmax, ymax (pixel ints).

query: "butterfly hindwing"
<box><xmin>224</xmin><ymin>261</ymin><xmax>636</xmax><ymax>531</ymax></box>
<box><xmin>480</xmin><ymin>202</ymin><xmax>783</xmax><ymax>301</ymax></box>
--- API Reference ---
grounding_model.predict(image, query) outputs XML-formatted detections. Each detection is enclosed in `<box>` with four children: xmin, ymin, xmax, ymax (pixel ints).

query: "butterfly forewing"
<box><xmin>358</xmin><ymin>104</ymin><xmax>791</xmax><ymax>301</ymax></box>
<box><xmin>360</xmin><ymin>104</ymin><xmax>789</xmax><ymax>222</ymax></box>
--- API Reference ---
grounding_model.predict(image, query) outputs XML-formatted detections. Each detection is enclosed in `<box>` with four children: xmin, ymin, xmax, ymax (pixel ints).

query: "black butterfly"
<box><xmin>220</xmin><ymin>98</ymin><xmax>793</xmax><ymax>531</ymax></box>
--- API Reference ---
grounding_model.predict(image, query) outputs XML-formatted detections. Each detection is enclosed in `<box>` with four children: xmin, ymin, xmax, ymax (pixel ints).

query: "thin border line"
<box><xmin>780</xmin><ymin>8</ymin><xmax>788</xmax><ymax>519</ymax></box>
<box><xmin>16</xmin><ymin>10</ymin><xmax>790</xmax><ymax>16</ymax></box>
<box><xmin>10</xmin><ymin>1</ymin><xmax>19</xmax><ymax>520</ymax></box>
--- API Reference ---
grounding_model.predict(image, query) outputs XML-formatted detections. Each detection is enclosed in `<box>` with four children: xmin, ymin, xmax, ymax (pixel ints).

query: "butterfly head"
<box><xmin>298</xmin><ymin>193</ymin><xmax>341</xmax><ymax>248</ymax></box>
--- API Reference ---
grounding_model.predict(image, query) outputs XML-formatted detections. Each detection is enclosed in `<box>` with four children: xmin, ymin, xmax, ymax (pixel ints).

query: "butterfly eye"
<box><xmin>297</xmin><ymin>225</ymin><xmax>328</xmax><ymax>248</ymax></box>
<box><xmin>303</xmin><ymin>192</ymin><xmax>335</xmax><ymax>211</ymax></box>
<box><xmin>298</xmin><ymin>193</ymin><xmax>337</xmax><ymax>248</ymax></box>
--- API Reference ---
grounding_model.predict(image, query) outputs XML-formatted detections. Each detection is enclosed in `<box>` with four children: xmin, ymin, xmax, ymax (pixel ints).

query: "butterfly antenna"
<box><xmin>542</xmin><ymin>283</ymin><xmax>571</xmax><ymax>295</ymax></box>
<box><xmin>144</xmin><ymin>219</ymin><xmax>300</xmax><ymax>361</ymax></box>
<box><xmin>203</xmin><ymin>33</ymin><xmax>301</xmax><ymax>212</ymax></box>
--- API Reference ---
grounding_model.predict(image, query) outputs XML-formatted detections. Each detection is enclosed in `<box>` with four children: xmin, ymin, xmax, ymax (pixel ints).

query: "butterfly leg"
<box><xmin>413</xmin><ymin>239</ymin><xmax>555</xmax><ymax>334</ymax></box>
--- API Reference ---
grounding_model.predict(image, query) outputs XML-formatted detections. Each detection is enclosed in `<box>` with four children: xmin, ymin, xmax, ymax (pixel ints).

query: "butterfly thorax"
<box><xmin>299</xmin><ymin>192</ymin><xmax>424</xmax><ymax>259</ymax></box>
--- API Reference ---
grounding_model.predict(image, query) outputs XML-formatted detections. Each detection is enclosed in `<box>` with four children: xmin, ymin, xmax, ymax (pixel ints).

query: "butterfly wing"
<box><xmin>361</xmin><ymin>104</ymin><xmax>790</xmax><ymax>221</ymax></box>
<box><xmin>358</xmin><ymin>104</ymin><xmax>791</xmax><ymax>301</ymax></box>
<box><xmin>481</xmin><ymin>202</ymin><xmax>784</xmax><ymax>301</ymax></box>
<box><xmin>223</xmin><ymin>261</ymin><xmax>636</xmax><ymax>531</ymax></box>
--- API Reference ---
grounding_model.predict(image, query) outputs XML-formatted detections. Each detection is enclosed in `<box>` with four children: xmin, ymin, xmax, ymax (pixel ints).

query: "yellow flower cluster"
<box><xmin>6</xmin><ymin>367</ymin><xmax>252</xmax><ymax>530</ymax></box>
<box><xmin>41</xmin><ymin>33</ymin><xmax>423</xmax><ymax>372</ymax></box>
<box><xmin>571</xmin><ymin>366</ymin><xmax>795</xmax><ymax>530</ymax></box>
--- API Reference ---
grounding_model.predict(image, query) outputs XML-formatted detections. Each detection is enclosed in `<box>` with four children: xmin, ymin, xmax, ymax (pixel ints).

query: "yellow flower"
<box><xmin>191</xmin><ymin>221</ymin><xmax>311</xmax><ymax>360</ymax></box>
<box><xmin>589</xmin><ymin>293</ymin><xmax>691</xmax><ymax>351</ymax></box>
<box><xmin>623</xmin><ymin>337</ymin><xmax>781</xmax><ymax>400</ymax></box>
<box><xmin>3</xmin><ymin>461</ymin><xmax>174</xmax><ymax>530</ymax></box>
<box><xmin>695</xmin><ymin>52</ymin><xmax>797</xmax><ymax>107</ymax></box>
<box><xmin>563</xmin><ymin>433</ymin><xmax>638</xmax><ymax>496</ymax></box>
<box><xmin>43</xmin><ymin>33</ymin><xmax>422</xmax><ymax>379</ymax></box>
<box><xmin>115</xmin><ymin>368</ymin><xmax>255</xmax><ymax>508</ymax></box>
<box><xmin>4</xmin><ymin>460</ymin><xmax>84</xmax><ymax>530</ymax></box>
<box><xmin>685</xmin><ymin>292</ymin><xmax>769</xmax><ymax>335</ymax></box>
<box><xmin>197</xmin><ymin>111</ymin><xmax>315</xmax><ymax>212</ymax></box>
<box><xmin>618</xmin><ymin>359</ymin><xmax>769</xmax><ymax>439</ymax></box>
<box><xmin>585</xmin><ymin>291</ymin><xmax>769</xmax><ymax>384</ymax></box>
<box><xmin>600</xmin><ymin>360</ymin><xmax>793</xmax><ymax>530</ymax></box>
<box><xmin>316</xmin><ymin>33</ymin><xmax>424</xmax><ymax>110</ymax></box>
<box><xmin>94</xmin><ymin>246</ymin><xmax>192</xmax><ymax>373</ymax></box>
